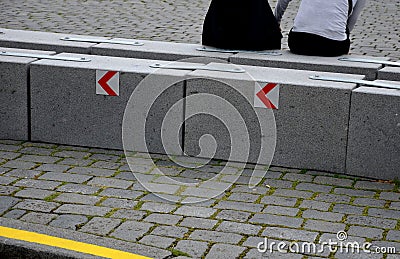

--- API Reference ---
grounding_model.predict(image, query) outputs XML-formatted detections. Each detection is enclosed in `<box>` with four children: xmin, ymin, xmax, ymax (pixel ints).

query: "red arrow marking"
<box><xmin>256</xmin><ymin>83</ymin><xmax>277</xmax><ymax>109</ymax></box>
<box><xmin>98</xmin><ymin>71</ymin><xmax>118</xmax><ymax>96</ymax></box>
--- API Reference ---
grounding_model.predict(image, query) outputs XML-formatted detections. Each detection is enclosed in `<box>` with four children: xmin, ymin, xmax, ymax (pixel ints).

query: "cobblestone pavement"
<box><xmin>0</xmin><ymin>140</ymin><xmax>399</xmax><ymax>258</ymax></box>
<box><xmin>0</xmin><ymin>0</ymin><xmax>399</xmax><ymax>59</ymax></box>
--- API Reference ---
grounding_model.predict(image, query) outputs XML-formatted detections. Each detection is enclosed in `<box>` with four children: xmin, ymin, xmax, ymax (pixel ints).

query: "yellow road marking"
<box><xmin>0</xmin><ymin>226</ymin><xmax>152</xmax><ymax>259</ymax></box>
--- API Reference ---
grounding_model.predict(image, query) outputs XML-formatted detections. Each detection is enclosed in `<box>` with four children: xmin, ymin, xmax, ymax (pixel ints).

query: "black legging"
<box><xmin>288</xmin><ymin>30</ymin><xmax>351</xmax><ymax>57</ymax></box>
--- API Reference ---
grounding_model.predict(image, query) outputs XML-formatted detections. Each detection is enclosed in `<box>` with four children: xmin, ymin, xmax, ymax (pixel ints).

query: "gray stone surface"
<box><xmin>139</xmin><ymin>234</ymin><xmax>175</xmax><ymax>249</ymax></box>
<box><xmin>185</xmin><ymin>65</ymin><xmax>363</xmax><ymax>173</ymax></box>
<box><xmin>175</xmin><ymin>240</ymin><xmax>209</xmax><ymax>258</ymax></box>
<box><xmin>111</xmin><ymin>221</ymin><xmax>154</xmax><ymax>242</ymax></box>
<box><xmin>0</xmin><ymin>48</ymin><xmax>54</xmax><ymax>140</ymax></box>
<box><xmin>30</xmin><ymin>53</ymin><xmax>189</xmax><ymax>154</ymax></box>
<box><xmin>189</xmin><ymin>230</ymin><xmax>243</xmax><ymax>244</ymax></box>
<box><xmin>49</xmin><ymin>214</ymin><xmax>88</xmax><ymax>230</ymax></box>
<box><xmin>346</xmin><ymin>86</ymin><xmax>400</xmax><ymax>179</ymax></box>
<box><xmin>0</xmin><ymin>196</ymin><xmax>20</xmax><ymax>214</ymax></box>
<box><xmin>205</xmin><ymin>244</ymin><xmax>246</xmax><ymax>259</ymax></box>
<box><xmin>231</xmin><ymin>52</ymin><xmax>387</xmax><ymax>80</ymax></box>
<box><xmin>79</xmin><ymin>217</ymin><xmax>121</xmax><ymax>235</ymax></box>
<box><xmin>378</xmin><ymin>67</ymin><xmax>400</xmax><ymax>81</ymax></box>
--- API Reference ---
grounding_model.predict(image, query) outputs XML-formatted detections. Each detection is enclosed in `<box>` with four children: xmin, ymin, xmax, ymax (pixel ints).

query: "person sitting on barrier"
<box><xmin>274</xmin><ymin>0</ymin><xmax>367</xmax><ymax>56</ymax></box>
<box><xmin>202</xmin><ymin>0</ymin><xmax>282</xmax><ymax>51</ymax></box>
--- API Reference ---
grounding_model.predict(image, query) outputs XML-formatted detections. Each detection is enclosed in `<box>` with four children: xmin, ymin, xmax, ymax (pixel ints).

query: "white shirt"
<box><xmin>275</xmin><ymin>0</ymin><xmax>367</xmax><ymax>41</ymax></box>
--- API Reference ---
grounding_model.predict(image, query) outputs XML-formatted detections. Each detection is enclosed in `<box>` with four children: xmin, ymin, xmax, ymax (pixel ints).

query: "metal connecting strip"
<box><xmin>309</xmin><ymin>75</ymin><xmax>400</xmax><ymax>90</ymax></box>
<box><xmin>196</xmin><ymin>46</ymin><xmax>282</xmax><ymax>56</ymax></box>
<box><xmin>60</xmin><ymin>37</ymin><xmax>144</xmax><ymax>46</ymax></box>
<box><xmin>339</xmin><ymin>57</ymin><xmax>400</xmax><ymax>67</ymax></box>
<box><xmin>150</xmin><ymin>63</ymin><xmax>246</xmax><ymax>73</ymax></box>
<box><xmin>0</xmin><ymin>51</ymin><xmax>91</xmax><ymax>62</ymax></box>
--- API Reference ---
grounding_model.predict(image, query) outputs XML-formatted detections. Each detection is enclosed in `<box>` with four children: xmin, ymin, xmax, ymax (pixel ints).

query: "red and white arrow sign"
<box><xmin>96</xmin><ymin>70</ymin><xmax>119</xmax><ymax>96</ymax></box>
<box><xmin>254</xmin><ymin>82</ymin><xmax>280</xmax><ymax>109</ymax></box>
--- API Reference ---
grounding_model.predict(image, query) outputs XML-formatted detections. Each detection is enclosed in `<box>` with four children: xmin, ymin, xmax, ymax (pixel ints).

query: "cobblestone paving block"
<box><xmin>54</xmin><ymin>193</ymin><xmax>102</xmax><ymax>205</ymax></box>
<box><xmin>264</xmin><ymin>179</ymin><xmax>294</xmax><ymax>189</ymax></box>
<box><xmin>2</xmin><ymin>209</ymin><xmax>26</xmax><ymax>219</ymax></box>
<box><xmin>319</xmin><ymin>233</ymin><xmax>366</xmax><ymax>244</ymax></box>
<box><xmin>19</xmin><ymin>147</ymin><xmax>53</xmax><ymax>156</ymax></box>
<box><xmin>262</xmin><ymin>227</ymin><xmax>318</xmax><ymax>242</ymax></box>
<box><xmin>0</xmin><ymin>167</ymin><xmax>10</xmax><ymax>175</ymax></box>
<box><xmin>39</xmin><ymin>172</ymin><xmax>92</xmax><ymax>184</ymax></box>
<box><xmin>88</xmin><ymin>177</ymin><xmax>133</xmax><ymax>189</ymax></box>
<box><xmin>346</xmin><ymin>215</ymin><xmax>397</xmax><ymax>229</ymax></box>
<box><xmin>250</xmin><ymin>213</ymin><xmax>303</xmax><ymax>228</ymax></box>
<box><xmin>5</xmin><ymin>169</ymin><xmax>42</xmax><ymax>179</ymax></box>
<box><xmin>15</xmin><ymin>188</ymin><xmax>54</xmax><ymax>199</ymax></box>
<box><xmin>0</xmin><ymin>151</ymin><xmax>20</xmax><ymax>160</ymax></box>
<box><xmin>334</xmin><ymin>188</ymin><xmax>376</xmax><ymax>197</ymax></box>
<box><xmin>91</xmin><ymin>161</ymin><xmax>121</xmax><ymax>170</ymax></box>
<box><xmin>0</xmin><ymin>144</ymin><xmax>21</xmax><ymax>152</ymax></box>
<box><xmin>49</xmin><ymin>214</ymin><xmax>88</xmax><ymax>230</ymax></box>
<box><xmin>302</xmin><ymin>209</ymin><xmax>344</xmax><ymax>222</ymax></box>
<box><xmin>54</xmin><ymin>204</ymin><xmax>111</xmax><ymax>216</ymax></box>
<box><xmin>14</xmin><ymin>199</ymin><xmax>59</xmax><ymax>213</ymax></box>
<box><xmin>112</xmin><ymin>221</ymin><xmax>154</xmax><ymax>241</ymax></box>
<box><xmin>217</xmin><ymin>221</ymin><xmax>262</xmax><ymax>235</ymax></box>
<box><xmin>273</xmin><ymin>189</ymin><xmax>313</xmax><ymax>199</ymax></box>
<box><xmin>139</xmin><ymin>234</ymin><xmax>175</xmax><ymax>249</ymax></box>
<box><xmin>263</xmin><ymin>205</ymin><xmax>299</xmax><ymax>216</ymax></box>
<box><xmin>2</xmin><ymin>160</ymin><xmax>37</xmax><ymax>170</ymax></box>
<box><xmin>354</xmin><ymin>180</ymin><xmax>395</xmax><ymax>191</ymax></box>
<box><xmin>370</xmin><ymin>241</ymin><xmax>400</xmax><ymax>255</ymax></box>
<box><xmin>215</xmin><ymin>209</ymin><xmax>251</xmax><ymax>222</ymax></box>
<box><xmin>151</xmin><ymin>225</ymin><xmax>188</xmax><ymax>238</ymax></box>
<box><xmin>313</xmin><ymin>176</ymin><xmax>354</xmax><ymax>187</ymax></box>
<box><xmin>390</xmin><ymin>202</ymin><xmax>400</xmax><ymax>210</ymax></box>
<box><xmin>181</xmin><ymin>187</ymin><xmax>221</xmax><ymax>198</ymax></box>
<box><xmin>89</xmin><ymin>153</ymin><xmax>121</xmax><ymax>162</ymax></box>
<box><xmin>261</xmin><ymin>196</ymin><xmax>298</xmax><ymax>207</ymax></box>
<box><xmin>144</xmin><ymin>213</ymin><xmax>182</xmax><ymax>225</ymax></box>
<box><xmin>0</xmin><ymin>185</ymin><xmax>19</xmax><ymax>195</ymax></box>
<box><xmin>174</xmin><ymin>205</ymin><xmax>216</xmax><ymax>218</ymax></box>
<box><xmin>53</xmin><ymin>150</ymin><xmax>89</xmax><ymax>159</ymax></box>
<box><xmin>303</xmin><ymin>219</ymin><xmax>345</xmax><ymax>233</ymax></box>
<box><xmin>295</xmin><ymin>182</ymin><xmax>332</xmax><ymax>193</ymax></box>
<box><xmin>230</xmin><ymin>185</ymin><xmax>270</xmax><ymax>195</ymax></box>
<box><xmin>80</xmin><ymin>217</ymin><xmax>122</xmax><ymax>236</ymax></box>
<box><xmin>57</xmin><ymin>183</ymin><xmax>100</xmax><ymax>195</ymax></box>
<box><xmin>353</xmin><ymin>197</ymin><xmax>386</xmax><ymax>207</ymax></box>
<box><xmin>35</xmin><ymin>164</ymin><xmax>71</xmax><ymax>172</ymax></box>
<box><xmin>139</xmin><ymin>202</ymin><xmax>176</xmax><ymax>213</ymax></box>
<box><xmin>189</xmin><ymin>230</ymin><xmax>243</xmax><ymax>244</ymax></box>
<box><xmin>215</xmin><ymin>200</ymin><xmax>264</xmax><ymax>212</ymax></box>
<box><xmin>110</xmin><ymin>209</ymin><xmax>146</xmax><ymax>221</ymax></box>
<box><xmin>380</xmin><ymin>192</ymin><xmax>400</xmax><ymax>201</ymax></box>
<box><xmin>332</xmin><ymin>204</ymin><xmax>365</xmax><ymax>215</ymax></box>
<box><xmin>347</xmin><ymin>225</ymin><xmax>384</xmax><ymax>239</ymax></box>
<box><xmin>99</xmin><ymin>188</ymin><xmax>143</xmax><ymax>199</ymax></box>
<box><xmin>299</xmin><ymin>200</ymin><xmax>331</xmax><ymax>211</ymax></box>
<box><xmin>68</xmin><ymin>167</ymin><xmax>115</xmax><ymax>177</ymax></box>
<box><xmin>113</xmin><ymin>171</ymin><xmax>135</xmax><ymax>181</ymax></box>
<box><xmin>227</xmin><ymin>192</ymin><xmax>260</xmax><ymax>202</ymax></box>
<box><xmin>314</xmin><ymin>193</ymin><xmax>351</xmax><ymax>203</ymax></box>
<box><xmin>175</xmin><ymin>240</ymin><xmax>209</xmax><ymax>258</ymax></box>
<box><xmin>205</xmin><ymin>244</ymin><xmax>246</xmax><ymax>259</ymax></box>
<box><xmin>57</xmin><ymin>158</ymin><xmax>93</xmax><ymax>167</ymax></box>
<box><xmin>0</xmin><ymin>196</ymin><xmax>20</xmax><ymax>214</ymax></box>
<box><xmin>0</xmin><ymin>175</ymin><xmax>17</xmax><ymax>185</ymax></box>
<box><xmin>20</xmin><ymin>212</ymin><xmax>57</xmax><ymax>224</ymax></box>
<box><xmin>386</xmin><ymin>230</ymin><xmax>400</xmax><ymax>241</ymax></box>
<box><xmin>14</xmin><ymin>179</ymin><xmax>62</xmax><ymax>190</ymax></box>
<box><xmin>245</xmin><ymin>249</ymin><xmax>303</xmax><ymax>259</ymax></box>
<box><xmin>179</xmin><ymin>217</ymin><xmax>218</xmax><ymax>230</ymax></box>
<box><xmin>101</xmin><ymin>198</ymin><xmax>137</xmax><ymax>209</ymax></box>
<box><xmin>368</xmin><ymin>208</ymin><xmax>400</xmax><ymax>219</ymax></box>
<box><xmin>282</xmin><ymin>173</ymin><xmax>313</xmax><ymax>182</ymax></box>
<box><xmin>15</xmin><ymin>155</ymin><xmax>60</xmax><ymax>164</ymax></box>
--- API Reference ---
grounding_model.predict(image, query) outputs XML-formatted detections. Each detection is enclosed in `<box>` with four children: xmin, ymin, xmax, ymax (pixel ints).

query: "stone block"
<box><xmin>230</xmin><ymin>51</ymin><xmax>388</xmax><ymax>80</ymax></box>
<box><xmin>30</xmin><ymin>53</ymin><xmax>191</xmax><ymax>154</ymax></box>
<box><xmin>0</xmin><ymin>47</ymin><xmax>55</xmax><ymax>140</ymax></box>
<box><xmin>346</xmin><ymin>86</ymin><xmax>400</xmax><ymax>180</ymax></box>
<box><xmin>184</xmin><ymin>64</ymin><xmax>364</xmax><ymax>173</ymax></box>
<box><xmin>0</xmin><ymin>28</ymin><xmax>106</xmax><ymax>54</ymax></box>
<box><xmin>92</xmin><ymin>39</ymin><xmax>232</xmax><ymax>61</ymax></box>
<box><xmin>378</xmin><ymin>66</ymin><xmax>400</xmax><ymax>81</ymax></box>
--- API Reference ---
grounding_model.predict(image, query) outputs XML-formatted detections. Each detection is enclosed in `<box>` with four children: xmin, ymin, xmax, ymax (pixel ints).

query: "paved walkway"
<box><xmin>0</xmin><ymin>140</ymin><xmax>399</xmax><ymax>258</ymax></box>
<box><xmin>0</xmin><ymin>0</ymin><xmax>399</xmax><ymax>59</ymax></box>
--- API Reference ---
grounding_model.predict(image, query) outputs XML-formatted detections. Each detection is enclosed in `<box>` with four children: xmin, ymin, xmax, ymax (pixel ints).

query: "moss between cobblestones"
<box><xmin>43</xmin><ymin>192</ymin><xmax>60</xmax><ymax>202</ymax></box>
<box><xmin>134</xmin><ymin>201</ymin><xmax>145</xmax><ymax>210</ymax></box>
<box><xmin>169</xmin><ymin>248</ymin><xmax>190</xmax><ymax>257</ymax></box>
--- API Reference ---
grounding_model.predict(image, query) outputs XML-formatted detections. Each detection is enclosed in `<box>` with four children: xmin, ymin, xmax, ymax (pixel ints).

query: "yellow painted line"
<box><xmin>0</xmin><ymin>226</ymin><xmax>152</xmax><ymax>259</ymax></box>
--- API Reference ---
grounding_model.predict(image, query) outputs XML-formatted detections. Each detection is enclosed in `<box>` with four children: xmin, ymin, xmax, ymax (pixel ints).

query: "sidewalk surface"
<box><xmin>0</xmin><ymin>0</ymin><xmax>399</xmax><ymax>258</ymax></box>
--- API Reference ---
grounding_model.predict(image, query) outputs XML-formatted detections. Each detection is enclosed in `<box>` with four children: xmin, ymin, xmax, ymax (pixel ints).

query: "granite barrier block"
<box><xmin>0</xmin><ymin>28</ymin><xmax>108</xmax><ymax>54</ymax></box>
<box><xmin>230</xmin><ymin>51</ymin><xmax>388</xmax><ymax>80</ymax></box>
<box><xmin>378</xmin><ymin>67</ymin><xmax>400</xmax><ymax>81</ymax></box>
<box><xmin>91</xmin><ymin>39</ymin><xmax>232</xmax><ymax>61</ymax></box>
<box><xmin>346</xmin><ymin>85</ymin><xmax>400</xmax><ymax>180</ymax></box>
<box><xmin>30</xmin><ymin>53</ymin><xmax>192</xmax><ymax>154</ymax></box>
<box><xmin>184</xmin><ymin>64</ymin><xmax>365</xmax><ymax>173</ymax></box>
<box><xmin>0</xmin><ymin>47</ymin><xmax>56</xmax><ymax>140</ymax></box>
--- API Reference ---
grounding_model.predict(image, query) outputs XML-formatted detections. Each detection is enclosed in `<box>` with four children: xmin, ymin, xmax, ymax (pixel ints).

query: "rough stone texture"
<box><xmin>346</xmin><ymin>86</ymin><xmax>400</xmax><ymax>179</ymax></box>
<box><xmin>139</xmin><ymin>234</ymin><xmax>175</xmax><ymax>249</ymax></box>
<box><xmin>0</xmin><ymin>47</ymin><xmax>55</xmax><ymax>140</ymax></box>
<box><xmin>49</xmin><ymin>214</ymin><xmax>88</xmax><ymax>230</ymax></box>
<box><xmin>175</xmin><ymin>240</ymin><xmax>209</xmax><ymax>258</ymax></box>
<box><xmin>13</xmin><ymin>199</ymin><xmax>59</xmax><ymax>213</ymax></box>
<box><xmin>79</xmin><ymin>217</ymin><xmax>121</xmax><ymax>235</ymax></box>
<box><xmin>378</xmin><ymin>67</ymin><xmax>400</xmax><ymax>81</ymax></box>
<box><xmin>205</xmin><ymin>244</ymin><xmax>246</xmax><ymax>259</ymax></box>
<box><xmin>111</xmin><ymin>221</ymin><xmax>154</xmax><ymax>242</ymax></box>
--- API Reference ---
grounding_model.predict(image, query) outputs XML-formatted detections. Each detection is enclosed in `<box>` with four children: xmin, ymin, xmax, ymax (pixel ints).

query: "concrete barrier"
<box><xmin>0</xmin><ymin>28</ymin><xmax>108</xmax><ymax>54</ymax></box>
<box><xmin>378</xmin><ymin>67</ymin><xmax>400</xmax><ymax>81</ymax></box>
<box><xmin>92</xmin><ymin>39</ymin><xmax>233</xmax><ymax>61</ymax></box>
<box><xmin>346</xmin><ymin>84</ymin><xmax>400</xmax><ymax>180</ymax></box>
<box><xmin>184</xmin><ymin>64</ymin><xmax>365</xmax><ymax>173</ymax></box>
<box><xmin>230</xmin><ymin>50</ymin><xmax>388</xmax><ymax>80</ymax></box>
<box><xmin>0</xmin><ymin>47</ymin><xmax>56</xmax><ymax>140</ymax></box>
<box><xmin>30</xmin><ymin>53</ymin><xmax>191</xmax><ymax>154</ymax></box>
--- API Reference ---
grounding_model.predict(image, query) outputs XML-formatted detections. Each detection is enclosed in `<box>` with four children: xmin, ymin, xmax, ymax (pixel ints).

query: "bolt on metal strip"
<box><xmin>150</xmin><ymin>63</ymin><xmax>246</xmax><ymax>73</ymax></box>
<box><xmin>196</xmin><ymin>46</ymin><xmax>282</xmax><ymax>56</ymax></box>
<box><xmin>339</xmin><ymin>57</ymin><xmax>400</xmax><ymax>67</ymax></box>
<box><xmin>309</xmin><ymin>75</ymin><xmax>400</xmax><ymax>90</ymax></box>
<box><xmin>60</xmin><ymin>37</ymin><xmax>144</xmax><ymax>46</ymax></box>
<box><xmin>0</xmin><ymin>51</ymin><xmax>91</xmax><ymax>62</ymax></box>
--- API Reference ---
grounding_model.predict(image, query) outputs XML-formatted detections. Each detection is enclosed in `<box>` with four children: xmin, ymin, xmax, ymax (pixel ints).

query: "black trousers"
<box><xmin>288</xmin><ymin>30</ymin><xmax>350</xmax><ymax>57</ymax></box>
<box><xmin>202</xmin><ymin>0</ymin><xmax>282</xmax><ymax>51</ymax></box>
